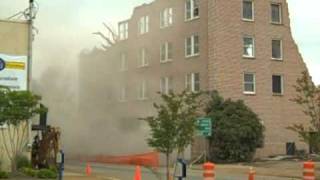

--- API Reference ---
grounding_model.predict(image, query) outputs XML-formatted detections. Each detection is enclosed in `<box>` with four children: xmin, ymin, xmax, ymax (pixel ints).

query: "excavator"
<box><xmin>31</xmin><ymin>104</ymin><xmax>61</xmax><ymax>169</ymax></box>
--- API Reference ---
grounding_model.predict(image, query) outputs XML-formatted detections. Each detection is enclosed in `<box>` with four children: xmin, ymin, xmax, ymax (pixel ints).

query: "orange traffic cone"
<box><xmin>134</xmin><ymin>166</ymin><xmax>142</xmax><ymax>180</ymax></box>
<box><xmin>248</xmin><ymin>167</ymin><xmax>255</xmax><ymax>180</ymax></box>
<box><xmin>86</xmin><ymin>163</ymin><xmax>92</xmax><ymax>176</ymax></box>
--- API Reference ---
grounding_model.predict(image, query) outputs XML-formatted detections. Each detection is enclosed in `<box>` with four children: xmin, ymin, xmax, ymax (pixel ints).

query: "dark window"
<box><xmin>272</xmin><ymin>75</ymin><xmax>283</xmax><ymax>94</ymax></box>
<box><xmin>186</xmin><ymin>0</ymin><xmax>199</xmax><ymax>20</ymax></box>
<box><xmin>193</xmin><ymin>1</ymin><xmax>199</xmax><ymax>17</ymax></box>
<box><xmin>194</xmin><ymin>73</ymin><xmax>200</xmax><ymax>91</ymax></box>
<box><xmin>243</xmin><ymin>37</ymin><xmax>254</xmax><ymax>57</ymax></box>
<box><xmin>167</xmin><ymin>43</ymin><xmax>173</xmax><ymax>59</ymax></box>
<box><xmin>243</xmin><ymin>0</ymin><xmax>253</xmax><ymax>20</ymax></box>
<box><xmin>194</xmin><ymin>35</ymin><xmax>199</xmax><ymax>54</ymax></box>
<box><xmin>160</xmin><ymin>44</ymin><xmax>166</xmax><ymax>62</ymax></box>
<box><xmin>244</xmin><ymin>73</ymin><xmax>255</xmax><ymax>93</ymax></box>
<box><xmin>271</xmin><ymin>4</ymin><xmax>281</xmax><ymax>23</ymax></box>
<box><xmin>272</xmin><ymin>40</ymin><xmax>282</xmax><ymax>59</ymax></box>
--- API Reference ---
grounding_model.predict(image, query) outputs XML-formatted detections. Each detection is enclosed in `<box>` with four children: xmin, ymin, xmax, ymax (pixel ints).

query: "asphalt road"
<box><xmin>65</xmin><ymin>161</ymin><xmax>301</xmax><ymax>180</ymax></box>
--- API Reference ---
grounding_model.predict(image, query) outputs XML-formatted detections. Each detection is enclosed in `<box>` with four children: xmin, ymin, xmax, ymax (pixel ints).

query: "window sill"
<box><xmin>270</xmin><ymin>22</ymin><xmax>283</xmax><ymax>25</ymax></box>
<box><xmin>160</xmin><ymin>59</ymin><xmax>172</xmax><ymax>64</ymax></box>
<box><xmin>272</xmin><ymin>93</ymin><xmax>284</xmax><ymax>96</ymax></box>
<box><xmin>160</xmin><ymin>24</ymin><xmax>173</xmax><ymax>29</ymax></box>
<box><xmin>243</xmin><ymin>92</ymin><xmax>256</xmax><ymax>96</ymax></box>
<box><xmin>187</xmin><ymin>90</ymin><xmax>200</xmax><ymax>93</ymax></box>
<box><xmin>185</xmin><ymin>16</ymin><xmax>200</xmax><ymax>22</ymax></box>
<box><xmin>243</xmin><ymin>56</ymin><xmax>255</xmax><ymax>60</ymax></box>
<box><xmin>271</xmin><ymin>58</ymin><xmax>283</xmax><ymax>61</ymax></box>
<box><xmin>138</xmin><ymin>32</ymin><xmax>149</xmax><ymax>36</ymax></box>
<box><xmin>138</xmin><ymin>65</ymin><xmax>149</xmax><ymax>68</ymax></box>
<box><xmin>185</xmin><ymin>54</ymin><xmax>200</xmax><ymax>59</ymax></box>
<box><xmin>137</xmin><ymin>97</ymin><xmax>149</xmax><ymax>101</ymax></box>
<box><xmin>119</xmin><ymin>38</ymin><xmax>129</xmax><ymax>42</ymax></box>
<box><xmin>242</xmin><ymin>18</ymin><xmax>254</xmax><ymax>22</ymax></box>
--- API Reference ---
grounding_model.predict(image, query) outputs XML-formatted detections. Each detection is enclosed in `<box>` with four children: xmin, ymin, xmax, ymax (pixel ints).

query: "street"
<box><xmin>64</xmin><ymin>161</ymin><xmax>308</xmax><ymax>180</ymax></box>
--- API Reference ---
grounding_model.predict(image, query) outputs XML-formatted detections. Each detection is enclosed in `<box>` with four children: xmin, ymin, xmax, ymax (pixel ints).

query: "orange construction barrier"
<box><xmin>203</xmin><ymin>162</ymin><xmax>215</xmax><ymax>180</ymax></box>
<box><xmin>303</xmin><ymin>161</ymin><xmax>315</xmax><ymax>180</ymax></box>
<box><xmin>248</xmin><ymin>167</ymin><xmax>255</xmax><ymax>180</ymax></box>
<box><xmin>86</xmin><ymin>163</ymin><xmax>92</xmax><ymax>176</ymax></box>
<box><xmin>80</xmin><ymin>152</ymin><xmax>159</xmax><ymax>168</ymax></box>
<box><xmin>134</xmin><ymin>166</ymin><xmax>142</xmax><ymax>180</ymax></box>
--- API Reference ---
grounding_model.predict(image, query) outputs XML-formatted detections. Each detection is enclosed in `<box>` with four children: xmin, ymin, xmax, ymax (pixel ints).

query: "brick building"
<box><xmin>79</xmin><ymin>0</ymin><xmax>309</xmax><ymax>158</ymax></box>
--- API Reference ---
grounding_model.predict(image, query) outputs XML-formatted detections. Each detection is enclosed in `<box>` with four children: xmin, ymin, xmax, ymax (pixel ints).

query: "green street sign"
<box><xmin>196</xmin><ymin>117</ymin><xmax>212</xmax><ymax>137</ymax></box>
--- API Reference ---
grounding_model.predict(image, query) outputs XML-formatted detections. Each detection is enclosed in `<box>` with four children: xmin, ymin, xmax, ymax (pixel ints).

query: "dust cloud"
<box><xmin>31</xmin><ymin>44</ymin><xmax>153</xmax><ymax>157</ymax></box>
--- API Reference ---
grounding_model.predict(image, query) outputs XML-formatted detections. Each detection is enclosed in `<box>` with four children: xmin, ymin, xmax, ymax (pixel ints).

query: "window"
<box><xmin>160</xmin><ymin>8</ymin><xmax>173</xmax><ymax>28</ymax></box>
<box><xmin>185</xmin><ymin>73</ymin><xmax>200</xmax><ymax>92</ymax></box>
<box><xmin>120</xmin><ymin>53</ymin><xmax>128</xmax><ymax>71</ymax></box>
<box><xmin>119</xmin><ymin>86</ymin><xmax>127</xmax><ymax>102</ymax></box>
<box><xmin>138</xmin><ymin>48</ymin><xmax>148</xmax><ymax>67</ymax></box>
<box><xmin>271</xmin><ymin>3</ymin><xmax>282</xmax><ymax>24</ymax></box>
<box><xmin>138</xmin><ymin>80</ymin><xmax>148</xmax><ymax>100</ymax></box>
<box><xmin>185</xmin><ymin>0</ymin><xmax>199</xmax><ymax>20</ymax></box>
<box><xmin>119</xmin><ymin>22</ymin><xmax>128</xmax><ymax>40</ymax></box>
<box><xmin>138</xmin><ymin>16</ymin><xmax>149</xmax><ymax>35</ymax></box>
<box><xmin>243</xmin><ymin>0</ymin><xmax>254</xmax><ymax>21</ymax></box>
<box><xmin>160</xmin><ymin>77</ymin><xmax>173</xmax><ymax>94</ymax></box>
<box><xmin>160</xmin><ymin>42</ymin><xmax>173</xmax><ymax>62</ymax></box>
<box><xmin>243</xmin><ymin>36</ymin><xmax>255</xmax><ymax>58</ymax></box>
<box><xmin>185</xmin><ymin>35</ymin><xmax>199</xmax><ymax>57</ymax></box>
<box><xmin>272</xmin><ymin>39</ymin><xmax>282</xmax><ymax>60</ymax></box>
<box><xmin>272</xmin><ymin>75</ymin><xmax>283</xmax><ymax>94</ymax></box>
<box><xmin>244</xmin><ymin>73</ymin><xmax>255</xmax><ymax>94</ymax></box>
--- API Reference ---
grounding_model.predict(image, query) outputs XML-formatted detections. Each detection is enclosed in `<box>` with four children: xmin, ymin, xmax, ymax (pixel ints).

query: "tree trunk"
<box><xmin>166</xmin><ymin>153</ymin><xmax>170</xmax><ymax>180</ymax></box>
<box><xmin>11</xmin><ymin>159</ymin><xmax>17</xmax><ymax>172</ymax></box>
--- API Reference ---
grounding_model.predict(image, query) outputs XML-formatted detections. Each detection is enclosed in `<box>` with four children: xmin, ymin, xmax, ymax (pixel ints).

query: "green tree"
<box><xmin>288</xmin><ymin>71</ymin><xmax>320</xmax><ymax>153</ymax></box>
<box><xmin>0</xmin><ymin>86</ymin><xmax>43</xmax><ymax>172</ymax></box>
<box><xmin>205</xmin><ymin>91</ymin><xmax>264</xmax><ymax>162</ymax></box>
<box><xmin>141</xmin><ymin>91</ymin><xmax>201</xmax><ymax>180</ymax></box>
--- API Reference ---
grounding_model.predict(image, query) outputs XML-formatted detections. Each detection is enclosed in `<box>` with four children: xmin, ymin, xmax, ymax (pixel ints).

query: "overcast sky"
<box><xmin>0</xmin><ymin>0</ymin><xmax>319</xmax><ymax>84</ymax></box>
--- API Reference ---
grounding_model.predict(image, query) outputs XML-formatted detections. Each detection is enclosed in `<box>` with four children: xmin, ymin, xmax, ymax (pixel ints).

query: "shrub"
<box><xmin>16</xmin><ymin>155</ymin><xmax>31</xmax><ymax>170</ymax></box>
<box><xmin>37</xmin><ymin>169</ymin><xmax>57</xmax><ymax>179</ymax></box>
<box><xmin>205</xmin><ymin>91</ymin><xmax>265</xmax><ymax>162</ymax></box>
<box><xmin>21</xmin><ymin>167</ymin><xmax>38</xmax><ymax>177</ymax></box>
<box><xmin>0</xmin><ymin>171</ymin><xmax>9</xmax><ymax>179</ymax></box>
<box><xmin>48</xmin><ymin>165</ymin><xmax>58</xmax><ymax>173</ymax></box>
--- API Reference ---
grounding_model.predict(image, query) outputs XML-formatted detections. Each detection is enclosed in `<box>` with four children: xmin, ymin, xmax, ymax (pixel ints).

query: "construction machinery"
<box><xmin>31</xmin><ymin>104</ymin><xmax>61</xmax><ymax>169</ymax></box>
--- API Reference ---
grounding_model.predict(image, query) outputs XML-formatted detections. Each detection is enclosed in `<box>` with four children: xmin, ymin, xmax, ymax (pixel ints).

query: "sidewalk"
<box><xmin>64</xmin><ymin>172</ymin><xmax>119</xmax><ymax>180</ymax></box>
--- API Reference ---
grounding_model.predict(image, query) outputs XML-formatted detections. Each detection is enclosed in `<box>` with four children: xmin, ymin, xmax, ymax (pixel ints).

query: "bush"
<box><xmin>37</xmin><ymin>169</ymin><xmax>57</xmax><ymax>179</ymax></box>
<box><xmin>0</xmin><ymin>171</ymin><xmax>9</xmax><ymax>179</ymax></box>
<box><xmin>16</xmin><ymin>155</ymin><xmax>31</xmax><ymax>170</ymax></box>
<box><xmin>21</xmin><ymin>167</ymin><xmax>38</xmax><ymax>177</ymax></box>
<box><xmin>205</xmin><ymin>91</ymin><xmax>265</xmax><ymax>162</ymax></box>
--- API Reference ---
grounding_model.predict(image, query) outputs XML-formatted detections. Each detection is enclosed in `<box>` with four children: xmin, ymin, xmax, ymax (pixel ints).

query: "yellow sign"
<box><xmin>0</xmin><ymin>54</ymin><xmax>27</xmax><ymax>91</ymax></box>
<box><xmin>5</xmin><ymin>61</ymin><xmax>25</xmax><ymax>70</ymax></box>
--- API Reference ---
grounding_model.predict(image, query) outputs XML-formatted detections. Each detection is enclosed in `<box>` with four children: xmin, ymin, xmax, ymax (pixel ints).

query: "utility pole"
<box><xmin>27</xmin><ymin>0</ymin><xmax>34</xmax><ymax>90</ymax></box>
<box><xmin>27</xmin><ymin>0</ymin><xmax>35</xmax><ymax>148</ymax></box>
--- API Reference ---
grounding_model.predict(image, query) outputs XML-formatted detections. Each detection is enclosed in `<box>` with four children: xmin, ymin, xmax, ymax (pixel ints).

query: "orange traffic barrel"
<box><xmin>248</xmin><ymin>167</ymin><xmax>255</xmax><ymax>180</ymax></box>
<box><xmin>134</xmin><ymin>166</ymin><xmax>142</xmax><ymax>180</ymax></box>
<box><xmin>203</xmin><ymin>162</ymin><xmax>215</xmax><ymax>180</ymax></box>
<box><xmin>86</xmin><ymin>163</ymin><xmax>92</xmax><ymax>176</ymax></box>
<box><xmin>303</xmin><ymin>161</ymin><xmax>315</xmax><ymax>180</ymax></box>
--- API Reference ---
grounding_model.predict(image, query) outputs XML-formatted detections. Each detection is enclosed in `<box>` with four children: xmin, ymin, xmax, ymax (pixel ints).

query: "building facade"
<box><xmin>79</xmin><ymin>0</ymin><xmax>309</xmax><ymax>158</ymax></box>
<box><xmin>0</xmin><ymin>19</ymin><xmax>30</xmax><ymax>171</ymax></box>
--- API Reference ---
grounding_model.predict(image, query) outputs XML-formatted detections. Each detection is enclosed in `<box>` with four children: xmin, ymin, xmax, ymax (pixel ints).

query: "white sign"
<box><xmin>0</xmin><ymin>53</ymin><xmax>28</xmax><ymax>91</ymax></box>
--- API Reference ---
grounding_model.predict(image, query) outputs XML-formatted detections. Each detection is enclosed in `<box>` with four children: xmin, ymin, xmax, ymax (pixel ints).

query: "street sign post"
<box><xmin>196</xmin><ymin>117</ymin><xmax>212</xmax><ymax>162</ymax></box>
<box><xmin>197</xmin><ymin>117</ymin><xmax>212</xmax><ymax>137</ymax></box>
